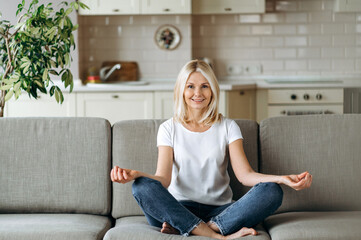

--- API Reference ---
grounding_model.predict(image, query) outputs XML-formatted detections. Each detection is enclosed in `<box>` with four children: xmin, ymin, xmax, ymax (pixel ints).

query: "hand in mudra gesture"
<box><xmin>280</xmin><ymin>171</ymin><xmax>312</xmax><ymax>191</ymax></box>
<box><xmin>110</xmin><ymin>166</ymin><xmax>138</xmax><ymax>184</ymax></box>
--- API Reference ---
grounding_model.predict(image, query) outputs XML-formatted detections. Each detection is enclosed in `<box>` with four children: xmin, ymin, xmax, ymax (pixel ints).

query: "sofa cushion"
<box><xmin>0</xmin><ymin>118</ymin><xmax>111</xmax><ymax>215</ymax></box>
<box><xmin>104</xmin><ymin>216</ymin><xmax>270</xmax><ymax>240</ymax></box>
<box><xmin>260</xmin><ymin>115</ymin><xmax>361</xmax><ymax>212</ymax></box>
<box><xmin>111</xmin><ymin>119</ymin><xmax>259</xmax><ymax>218</ymax></box>
<box><xmin>0</xmin><ymin>214</ymin><xmax>112</xmax><ymax>240</ymax></box>
<box><xmin>264</xmin><ymin>211</ymin><xmax>361</xmax><ymax>240</ymax></box>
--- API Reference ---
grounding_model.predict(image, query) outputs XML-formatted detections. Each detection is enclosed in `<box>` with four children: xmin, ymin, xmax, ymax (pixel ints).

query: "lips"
<box><xmin>192</xmin><ymin>99</ymin><xmax>205</xmax><ymax>102</ymax></box>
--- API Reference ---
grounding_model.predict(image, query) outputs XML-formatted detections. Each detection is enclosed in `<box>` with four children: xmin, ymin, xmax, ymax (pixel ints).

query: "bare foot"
<box><xmin>207</xmin><ymin>221</ymin><xmax>221</xmax><ymax>233</ymax></box>
<box><xmin>224</xmin><ymin>227</ymin><xmax>258</xmax><ymax>239</ymax></box>
<box><xmin>160</xmin><ymin>222</ymin><xmax>180</xmax><ymax>235</ymax></box>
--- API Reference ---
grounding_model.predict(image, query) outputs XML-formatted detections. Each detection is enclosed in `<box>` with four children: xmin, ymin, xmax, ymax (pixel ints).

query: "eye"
<box><xmin>202</xmin><ymin>85</ymin><xmax>209</xmax><ymax>88</ymax></box>
<box><xmin>187</xmin><ymin>85</ymin><xmax>193</xmax><ymax>89</ymax></box>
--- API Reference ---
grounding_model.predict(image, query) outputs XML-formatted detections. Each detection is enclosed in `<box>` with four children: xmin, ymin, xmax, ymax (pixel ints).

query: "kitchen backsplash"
<box><xmin>78</xmin><ymin>0</ymin><xmax>361</xmax><ymax>80</ymax></box>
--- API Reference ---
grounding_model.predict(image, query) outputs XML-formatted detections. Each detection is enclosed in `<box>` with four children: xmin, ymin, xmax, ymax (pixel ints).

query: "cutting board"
<box><xmin>101</xmin><ymin>61</ymin><xmax>139</xmax><ymax>82</ymax></box>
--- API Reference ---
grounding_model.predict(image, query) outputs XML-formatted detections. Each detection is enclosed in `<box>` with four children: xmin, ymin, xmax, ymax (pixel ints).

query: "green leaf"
<box><xmin>0</xmin><ymin>84</ymin><xmax>12</xmax><ymax>91</ymax></box>
<box><xmin>78</xmin><ymin>2</ymin><xmax>90</xmax><ymax>10</ymax></box>
<box><xmin>15</xmin><ymin>88</ymin><xmax>21</xmax><ymax>99</ymax></box>
<box><xmin>49</xmin><ymin>86</ymin><xmax>55</xmax><ymax>96</ymax></box>
<box><xmin>42</xmin><ymin>68</ymin><xmax>48</xmax><ymax>81</ymax></box>
<box><xmin>5</xmin><ymin>90</ymin><xmax>13</xmax><ymax>102</ymax></box>
<box><xmin>54</xmin><ymin>88</ymin><xmax>59</xmax><ymax>103</ymax></box>
<box><xmin>49</xmin><ymin>69</ymin><xmax>58</xmax><ymax>76</ymax></box>
<box><xmin>64</xmin><ymin>53</ymin><xmax>70</xmax><ymax>66</ymax></box>
<box><xmin>34</xmin><ymin>80</ymin><xmax>43</xmax><ymax>88</ymax></box>
<box><xmin>65</xmin><ymin>8</ymin><xmax>73</xmax><ymax>16</ymax></box>
<box><xmin>14</xmin><ymin>81</ymin><xmax>21</xmax><ymax>92</ymax></box>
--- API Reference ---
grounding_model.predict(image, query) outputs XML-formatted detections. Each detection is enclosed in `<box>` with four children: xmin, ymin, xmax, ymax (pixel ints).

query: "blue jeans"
<box><xmin>132</xmin><ymin>177</ymin><xmax>283</xmax><ymax>236</ymax></box>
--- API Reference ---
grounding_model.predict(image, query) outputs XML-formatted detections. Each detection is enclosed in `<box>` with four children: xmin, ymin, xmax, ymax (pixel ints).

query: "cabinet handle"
<box><xmin>163</xmin><ymin>8</ymin><xmax>170</xmax><ymax>12</ymax></box>
<box><xmin>112</xmin><ymin>95</ymin><xmax>119</xmax><ymax>99</ymax></box>
<box><xmin>113</xmin><ymin>9</ymin><xmax>120</xmax><ymax>12</ymax></box>
<box><xmin>224</xmin><ymin>8</ymin><xmax>232</xmax><ymax>11</ymax></box>
<box><xmin>239</xmin><ymin>91</ymin><xmax>245</xmax><ymax>95</ymax></box>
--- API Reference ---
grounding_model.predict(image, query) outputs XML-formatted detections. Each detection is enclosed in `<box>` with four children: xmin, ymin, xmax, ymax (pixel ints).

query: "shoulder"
<box><xmin>159</xmin><ymin>118</ymin><xmax>175</xmax><ymax>133</ymax></box>
<box><xmin>219</xmin><ymin>116</ymin><xmax>237</xmax><ymax>129</ymax></box>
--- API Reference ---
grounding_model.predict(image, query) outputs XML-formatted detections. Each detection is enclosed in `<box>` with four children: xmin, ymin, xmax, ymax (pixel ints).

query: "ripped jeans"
<box><xmin>132</xmin><ymin>177</ymin><xmax>283</xmax><ymax>237</ymax></box>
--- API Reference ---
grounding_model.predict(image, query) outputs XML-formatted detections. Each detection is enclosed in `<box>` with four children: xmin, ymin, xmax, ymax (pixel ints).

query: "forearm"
<box><xmin>240</xmin><ymin>171</ymin><xmax>283</xmax><ymax>187</ymax></box>
<box><xmin>135</xmin><ymin>171</ymin><xmax>170</xmax><ymax>188</ymax></box>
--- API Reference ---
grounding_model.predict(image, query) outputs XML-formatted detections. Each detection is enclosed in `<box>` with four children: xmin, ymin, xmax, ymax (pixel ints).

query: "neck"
<box><xmin>186</xmin><ymin>108</ymin><xmax>205</xmax><ymax>124</ymax></box>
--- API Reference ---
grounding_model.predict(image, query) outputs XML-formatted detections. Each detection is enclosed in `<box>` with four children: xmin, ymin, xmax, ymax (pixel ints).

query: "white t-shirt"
<box><xmin>157</xmin><ymin>116</ymin><xmax>243</xmax><ymax>206</ymax></box>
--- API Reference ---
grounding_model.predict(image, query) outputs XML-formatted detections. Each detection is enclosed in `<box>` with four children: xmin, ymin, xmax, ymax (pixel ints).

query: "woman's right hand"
<box><xmin>110</xmin><ymin>166</ymin><xmax>138</xmax><ymax>184</ymax></box>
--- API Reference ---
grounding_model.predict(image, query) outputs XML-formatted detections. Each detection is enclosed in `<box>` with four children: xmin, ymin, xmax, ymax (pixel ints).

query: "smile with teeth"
<box><xmin>192</xmin><ymin>98</ymin><xmax>205</xmax><ymax>103</ymax></box>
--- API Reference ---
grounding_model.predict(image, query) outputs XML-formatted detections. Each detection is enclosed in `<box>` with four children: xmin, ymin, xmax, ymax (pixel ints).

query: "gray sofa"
<box><xmin>1</xmin><ymin>115</ymin><xmax>361</xmax><ymax>240</ymax></box>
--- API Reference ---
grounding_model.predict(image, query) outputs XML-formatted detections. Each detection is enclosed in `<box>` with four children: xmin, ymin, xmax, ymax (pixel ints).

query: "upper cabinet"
<box><xmin>334</xmin><ymin>0</ymin><xmax>361</xmax><ymax>12</ymax></box>
<box><xmin>78</xmin><ymin>0</ymin><xmax>191</xmax><ymax>15</ymax></box>
<box><xmin>192</xmin><ymin>0</ymin><xmax>265</xmax><ymax>14</ymax></box>
<box><xmin>141</xmin><ymin>0</ymin><xmax>191</xmax><ymax>14</ymax></box>
<box><xmin>78</xmin><ymin>0</ymin><xmax>140</xmax><ymax>15</ymax></box>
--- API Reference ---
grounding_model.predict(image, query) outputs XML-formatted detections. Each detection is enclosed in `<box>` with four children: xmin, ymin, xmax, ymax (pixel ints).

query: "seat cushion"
<box><xmin>264</xmin><ymin>211</ymin><xmax>361</xmax><ymax>240</ymax></box>
<box><xmin>104</xmin><ymin>216</ymin><xmax>270</xmax><ymax>240</ymax></box>
<box><xmin>0</xmin><ymin>214</ymin><xmax>112</xmax><ymax>240</ymax></box>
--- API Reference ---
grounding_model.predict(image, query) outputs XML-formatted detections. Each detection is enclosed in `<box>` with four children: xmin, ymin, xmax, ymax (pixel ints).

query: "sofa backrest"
<box><xmin>0</xmin><ymin>118</ymin><xmax>111</xmax><ymax>215</ymax></box>
<box><xmin>111</xmin><ymin>119</ymin><xmax>259</xmax><ymax>218</ymax></box>
<box><xmin>260</xmin><ymin>114</ymin><xmax>361</xmax><ymax>213</ymax></box>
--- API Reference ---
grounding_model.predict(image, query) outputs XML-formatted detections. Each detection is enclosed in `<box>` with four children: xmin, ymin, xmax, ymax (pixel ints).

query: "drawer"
<box><xmin>268</xmin><ymin>88</ymin><xmax>344</xmax><ymax>104</ymax></box>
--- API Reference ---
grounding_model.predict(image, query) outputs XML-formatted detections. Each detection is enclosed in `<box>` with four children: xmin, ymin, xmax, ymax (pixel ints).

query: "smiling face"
<box><xmin>183</xmin><ymin>72</ymin><xmax>212</xmax><ymax>113</ymax></box>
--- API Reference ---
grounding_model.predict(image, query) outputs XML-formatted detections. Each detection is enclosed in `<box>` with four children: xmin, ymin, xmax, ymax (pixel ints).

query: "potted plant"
<box><xmin>0</xmin><ymin>0</ymin><xmax>88</xmax><ymax>117</ymax></box>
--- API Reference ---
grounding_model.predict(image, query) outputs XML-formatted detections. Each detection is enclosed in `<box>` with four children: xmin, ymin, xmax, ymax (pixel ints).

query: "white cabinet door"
<box><xmin>154</xmin><ymin>91</ymin><xmax>173</xmax><ymax>119</ymax></box>
<box><xmin>79</xmin><ymin>0</ymin><xmax>140</xmax><ymax>15</ymax></box>
<box><xmin>192</xmin><ymin>0</ymin><xmax>265</xmax><ymax>14</ymax></box>
<box><xmin>77</xmin><ymin>92</ymin><xmax>153</xmax><ymax>124</ymax></box>
<box><xmin>141</xmin><ymin>0</ymin><xmax>191</xmax><ymax>14</ymax></box>
<box><xmin>4</xmin><ymin>93</ymin><xmax>76</xmax><ymax>117</ymax></box>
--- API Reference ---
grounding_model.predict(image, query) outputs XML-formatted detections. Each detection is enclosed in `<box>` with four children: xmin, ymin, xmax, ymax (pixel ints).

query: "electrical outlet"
<box><xmin>244</xmin><ymin>63</ymin><xmax>262</xmax><ymax>75</ymax></box>
<box><xmin>226</xmin><ymin>64</ymin><xmax>243</xmax><ymax>75</ymax></box>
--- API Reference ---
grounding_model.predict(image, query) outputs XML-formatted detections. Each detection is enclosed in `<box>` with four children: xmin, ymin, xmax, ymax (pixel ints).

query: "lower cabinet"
<box><xmin>225</xmin><ymin>89</ymin><xmax>256</xmax><ymax>120</ymax></box>
<box><xmin>154</xmin><ymin>91</ymin><xmax>174</xmax><ymax>119</ymax></box>
<box><xmin>4</xmin><ymin>93</ymin><xmax>76</xmax><ymax>117</ymax></box>
<box><xmin>4</xmin><ymin>90</ymin><xmax>256</xmax><ymax>122</ymax></box>
<box><xmin>77</xmin><ymin>92</ymin><xmax>154</xmax><ymax>124</ymax></box>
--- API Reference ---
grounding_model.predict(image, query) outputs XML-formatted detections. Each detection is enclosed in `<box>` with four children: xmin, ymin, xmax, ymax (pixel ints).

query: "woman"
<box><xmin>110</xmin><ymin>60</ymin><xmax>312</xmax><ymax>239</ymax></box>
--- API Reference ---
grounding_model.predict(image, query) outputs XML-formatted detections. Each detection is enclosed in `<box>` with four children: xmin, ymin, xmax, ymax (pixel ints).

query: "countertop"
<box><xmin>63</xmin><ymin>76</ymin><xmax>361</xmax><ymax>92</ymax></box>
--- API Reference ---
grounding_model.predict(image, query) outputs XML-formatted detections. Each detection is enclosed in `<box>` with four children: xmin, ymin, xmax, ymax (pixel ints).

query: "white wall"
<box><xmin>0</xmin><ymin>0</ymin><xmax>79</xmax><ymax>79</ymax></box>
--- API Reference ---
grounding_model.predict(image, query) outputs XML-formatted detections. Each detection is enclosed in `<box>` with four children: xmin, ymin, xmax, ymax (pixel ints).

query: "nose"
<box><xmin>194</xmin><ymin>87</ymin><xmax>202</xmax><ymax>96</ymax></box>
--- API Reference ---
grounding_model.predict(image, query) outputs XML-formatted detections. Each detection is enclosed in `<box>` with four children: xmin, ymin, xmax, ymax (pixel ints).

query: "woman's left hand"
<box><xmin>280</xmin><ymin>171</ymin><xmax>312</xmax><ymax>191</ymax></box>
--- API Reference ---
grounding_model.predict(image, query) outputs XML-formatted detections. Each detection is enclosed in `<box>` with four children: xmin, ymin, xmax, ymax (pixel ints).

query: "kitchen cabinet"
<box><xmin>224</xmin><ymin>90</ymin><xmax>256</xmax><ymax>120</ymax></box>
<box><xmin>78</xmin><ymin>0</ymin><xmax>140</xmax><ymax>15</ymax></box>
<box><xmin>141</xmin><ymin>0</ymin><xmax>191</xmax><ymax>14</ymax></box>
<box><xmin>192</xmin><ymin>0</ymin><xmax>265</xmax><ymax>14</ymax></box>
<box><xmin>154</xmin><ymin>91</ymin><xmax>173</xmax><ymax>119</ymax></box>
<box><xmin>4</xmin><ymin>93</ymin><xmax>76</xmax><ymax>117</ymax></box>
<box><xmin>76</xmin><ymin>92</ymin><xmax>153</xmax><ymax>124</ymax></box>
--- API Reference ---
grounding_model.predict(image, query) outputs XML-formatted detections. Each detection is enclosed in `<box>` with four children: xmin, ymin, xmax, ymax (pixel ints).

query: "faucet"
<box><xmin>100</xmin><ymin>64</ymin><xmax>121</xmax><ymax>82</ymax></box>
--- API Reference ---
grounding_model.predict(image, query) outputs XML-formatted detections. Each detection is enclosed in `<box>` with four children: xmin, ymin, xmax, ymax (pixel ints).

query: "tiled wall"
<box><xmin>193</xmin><ymin>0</ymin><xmax>361</xmax><ymax>78</ymax></box>
<box><xmin>78</xmin><ymin>15</ymin><xmax>192</xmax><ymax>80</ymax></box>
<box><xmin>78</xmin><ymin>0</ymin><xmax>361</xmax><ymax>81</ymax></box>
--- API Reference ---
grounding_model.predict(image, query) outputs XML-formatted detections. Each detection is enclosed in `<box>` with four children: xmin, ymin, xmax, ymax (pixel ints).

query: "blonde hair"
<box><xmin>173</xmin><ymin>59</ymin><xmax>221</xmax><ymax>126</ymax></box>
